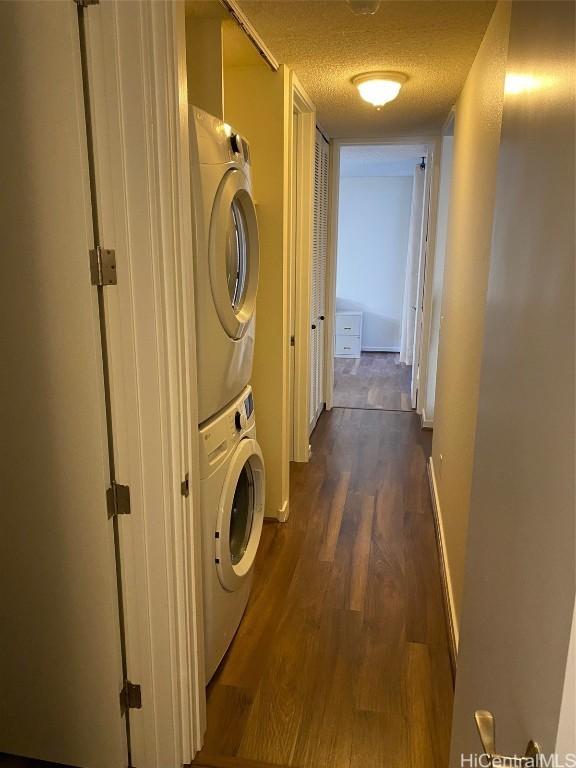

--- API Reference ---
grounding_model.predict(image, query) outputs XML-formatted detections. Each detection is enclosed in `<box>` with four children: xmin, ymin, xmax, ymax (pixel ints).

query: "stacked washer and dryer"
<box><xmin>189</xmin><ymin>107</ymin><xmax>265</xmax><ymax>681</ymax></box>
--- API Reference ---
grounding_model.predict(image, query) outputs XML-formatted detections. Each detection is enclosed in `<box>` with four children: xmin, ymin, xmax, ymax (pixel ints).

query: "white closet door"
<box><xmin>310</xmin><ymin>130</ymin><xmax>329</xmax><ymax>432</ymax></box>
<box><xmin>318</xmin><ymin>138</ymin><xmax>329</xmax><ymax>415</ymax></box>
<box><xmin>0</xmin><ymin>3</ymin><xmax>126</xmax><ymax>766</ymax></box>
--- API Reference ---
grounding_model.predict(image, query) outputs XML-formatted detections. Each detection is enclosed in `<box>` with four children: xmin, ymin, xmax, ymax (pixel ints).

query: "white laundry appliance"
<box><xmin>199</xmin><ymin>386</ymin><xmax>265</xmax><ymax>681</ymax></box>
<box><xmin>189</xmin><ymin>106</ymin><xmax>260</xmax><ymax>424</ymax></box>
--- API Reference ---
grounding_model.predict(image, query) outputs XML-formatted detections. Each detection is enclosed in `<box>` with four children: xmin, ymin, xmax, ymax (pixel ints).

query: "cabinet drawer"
<box><xmin>335</xmin><ymin>313</ymin><xmax>362</xmax><ymax>336</ymax></box>
<box><xmin>335</xmin><ymin>335</ymin><xmax>361</xmax><ymax>358</ymax></box>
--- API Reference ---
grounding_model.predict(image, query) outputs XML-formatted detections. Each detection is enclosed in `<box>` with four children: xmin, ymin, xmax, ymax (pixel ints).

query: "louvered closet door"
<box><xmin>310</xmin><ymin>130</ymin><xmax>329</xmax><ymax>433</ymax></box>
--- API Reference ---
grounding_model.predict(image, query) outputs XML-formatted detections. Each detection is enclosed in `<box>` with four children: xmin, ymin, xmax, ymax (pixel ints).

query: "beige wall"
<box><xmin>185</xmin><ymin>16</ymin><xmax>224</xmax><ymax>119</ymax></box>
<box><xmin>450</xmin><ymin>1</ymin><xmax>575</xmax><ymax>757</ymax></box>
<box><xmin>431</xmin><ymin>1</ymin><xmax>511</xmax><ymax>638</ymax></box>
<box><xmin>186</xmin><ymin>13</ymin><xmax>294</xmax><ymax>520</ymax></box>
<box><xmin>224</xmin><ymin>64</ymin><xmax>292</xmax><ymax>519</ymax></box>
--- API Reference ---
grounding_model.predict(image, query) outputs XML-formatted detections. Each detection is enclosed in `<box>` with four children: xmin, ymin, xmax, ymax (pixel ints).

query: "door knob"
<box><xmin>319</xmin><ymin>315</ymin><xmax>325</xmax><ymax>320</ymax></box>
<box><xmin>475</xmin><ymin>710</ymin><xmax>542</xmax><ymax>766</ymax></box>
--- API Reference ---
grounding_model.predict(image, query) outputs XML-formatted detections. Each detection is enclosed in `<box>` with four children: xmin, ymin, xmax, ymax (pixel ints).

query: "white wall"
<box><xmin>423</xmin><ymin>135</ymin><xmax>453</xmax><ymax>424</ymax></box>
<box><xmin>450</xmin><ymin>0</ymin><xmax>575</xmax><ymax>757</ymax></box>
<box><xmin>336</xmin><ymin>175</ymin><xmax>413</xmax><ymax>351</ymax></box>
<box><xmin>431</xmin><ymin>0</ymin><xmax>510</xmax><ymax>633</ymax></box>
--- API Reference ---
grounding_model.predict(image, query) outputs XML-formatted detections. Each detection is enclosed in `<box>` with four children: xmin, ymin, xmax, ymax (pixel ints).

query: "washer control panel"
<box><xmin>198</xmin><ymin>386</ymin><xmax>256</xmax><ymax>477</ymax></box>
<box><xmin>235</xmin><ymin>390</ymin><xmax>254</xmax><ymax>431</ymax></box>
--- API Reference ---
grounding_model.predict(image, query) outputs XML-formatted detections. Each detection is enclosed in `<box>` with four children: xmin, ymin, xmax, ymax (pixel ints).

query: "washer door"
<box><xmin>215</xmin><ymin>438</ymin><xmax>265</xmax><ymax>592</ymax></box>
<box><xmin>209</xmin><ymin>168</ymin><xmax>260</xmax><ymax>340</ymax></box>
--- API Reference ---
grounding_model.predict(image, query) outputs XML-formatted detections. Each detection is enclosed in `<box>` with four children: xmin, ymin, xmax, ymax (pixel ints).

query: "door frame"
<box><xmin>411</xmin><ymin>146</ymin><xmax>438</xmax><ymax>410</ymax></box>
<box><xmin>288</xmin><ymin>72</ymin><xmax>316</xmax><ymax>462</ymax></box>
<box><xmin>85</xmin><ymin>3</ymin><xmax>205</xmax><ymax>765</ymax></box>
<box><xmin>325</xmin><ymin>137</ymin><xmax>439</xmax><ymax>412</ymax></box>
<box><xmin>417</xmin><ymin>110</ymin><xmax>455</xmax><ymax>427</ymax></box>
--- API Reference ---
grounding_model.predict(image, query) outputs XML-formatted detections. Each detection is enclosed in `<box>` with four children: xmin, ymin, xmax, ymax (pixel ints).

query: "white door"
<box><xmin>450</xmin><ymin>2</ymin><xmax>575</xmax><ymax>765</ymax></box>
<box><xmin>215</xmin><ymin>438</ymin><xmax>265</xmax><ymax>591</ymax></box>
<box><xmin>411</xmin><ymin>176</ymin><xmax>430</xmax><ymax>410</ymax></box>
<box><xmin>318</xmin><ymin>137</ymin><xmax>329</xmax><ymax>418</ymax></box>
<box><xmin>0</xmin><ymin>3</ymin><xmax>126</xmax><ymax>766</ymax></box>
<box><xmin>310</xmin><ymin>130</ymin><xmax>329</xmax><ymax>432</ymax></box>
<box><xmin>289</xmin><ymin>110</ymin><xmax>299</xmax><ymax>458</ymax></box>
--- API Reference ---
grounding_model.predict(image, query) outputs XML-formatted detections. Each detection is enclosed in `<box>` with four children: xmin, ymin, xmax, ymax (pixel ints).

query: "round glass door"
<box><xmin>229</xmin><ymin>461</ymin><xmax>254</xmax><ymax>565</ymax></box>
<box><xmin>225</xmin><ymin>198</ymin><xmax>249</xmax><ymax>314</ymax></box>
<box><xmin>209</xmin><ymin>169</ymin><xmax>260</xmax><ymax>340</ymax></box>
<box><xmin>215</xmin><ymin>438</ymin><xmax>265</xmax><ymax>591</ymax></box>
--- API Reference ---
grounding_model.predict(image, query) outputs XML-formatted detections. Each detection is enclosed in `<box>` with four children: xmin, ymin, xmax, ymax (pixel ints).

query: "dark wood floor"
<box><xmin>1</xmin><ymin>409</ymin><xmax>452</xmax><ymax>768</ymax></box>
<box><xmin>333</xmin><ymin>352</ymin><xmax>412</xmax><ymax>411</ymax></box>
<box><xmin>0</xmin><ymin>758</ymin><xmax>67</xmax><ymax>767</ymax></box>
<box><xmin>195</xmin><ymin>408</ymin><xmax>453</xmax><ymax>768</ymax></box>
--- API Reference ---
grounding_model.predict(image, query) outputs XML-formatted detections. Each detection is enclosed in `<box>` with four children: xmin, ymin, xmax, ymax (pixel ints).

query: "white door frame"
<box><xmin>411</xmin><ymin>142</ymin><xmax>440</xmax><ymax>411</ymax></box>
<box><xmin>325</xmin><ymin>137</ymin><xmax>438</xmax><ymax>411</ymax></box>
<box><xmin>288</xmin><ymin>73</ymin><xmax>316</xmax><ymax>462</ymax></box>
<box><xmin>85</xmin><ymin>3</ymin><xmax>205</xmax><ymax>765</ymax></box>
<box><xmin>416</xmin><ymin>110</ymin><xmax>455</xmax><ymax>426</ymax></box>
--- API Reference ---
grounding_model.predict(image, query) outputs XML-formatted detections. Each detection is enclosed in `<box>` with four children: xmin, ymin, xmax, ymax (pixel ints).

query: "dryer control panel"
<box><xmin>235</xmin><ymin>390</ymin><xmax>254</xmax><ymax>431</ymax></box>
<box><xmin>192</xmin><ymin>106</ymin><xmax>252</xmax><ymax>168</ymax></box>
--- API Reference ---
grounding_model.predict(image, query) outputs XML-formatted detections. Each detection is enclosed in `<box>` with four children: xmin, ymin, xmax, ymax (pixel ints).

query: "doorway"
<box><xmin>288</xmin><ymin>74</ymin><xmax>316</xmax><ymax>463</ymax></box>
<box><xmin>328</xmin><ymin>143</ymin><xmax>432</xmax><ymax>412</ymax></box>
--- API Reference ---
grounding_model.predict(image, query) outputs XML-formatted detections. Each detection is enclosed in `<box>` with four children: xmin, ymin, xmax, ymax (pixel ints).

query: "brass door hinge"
<box><xmin>107</xmin><ymin>482</ymin><xmax>131</xmax><ymax>518</ymax></box>
<box><xmin>90</xmin><ymin>246</ymin><xmax>117</xmax><ymax>286</ymax></box>
<box><xmin>120</xmin><ymin>680</ymin><xmax>142</xmax><ymax>716</ymax></box>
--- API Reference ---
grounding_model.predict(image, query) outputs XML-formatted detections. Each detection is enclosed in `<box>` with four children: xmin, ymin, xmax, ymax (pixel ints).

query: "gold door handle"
<box><xmin>475</xmin><ymin>710</ymin><xmax>542</xmax><ymax>766</ymax></box>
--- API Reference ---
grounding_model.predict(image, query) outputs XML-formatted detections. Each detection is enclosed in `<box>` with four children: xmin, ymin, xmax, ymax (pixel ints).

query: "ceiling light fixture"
<box><xmin>347</xmin><ymin>0</ymin><xmax>381</xmax><ymax>15</ymax></box>
<box><xmin>352</xmin><ymin>72</ymin><xmax>407</xmax><ymax>109</ymax></box>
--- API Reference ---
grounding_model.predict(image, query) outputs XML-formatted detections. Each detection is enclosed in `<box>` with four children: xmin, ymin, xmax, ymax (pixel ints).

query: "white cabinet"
<box><xmin>335</xmin><ymin>311</ymin><xmax>363</xmax><ymax>358</ymax></box>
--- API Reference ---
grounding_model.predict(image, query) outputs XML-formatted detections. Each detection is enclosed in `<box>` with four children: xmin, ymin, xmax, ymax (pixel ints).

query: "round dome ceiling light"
<box><xmin>347</xmin><ymin>0</ymin><xmax>381</xmax><ymax>14</ymax></box>
<box><xmin>352</xmin><ymin>72</ymin><xmax>407</xmax><ymax>109</ymax></box>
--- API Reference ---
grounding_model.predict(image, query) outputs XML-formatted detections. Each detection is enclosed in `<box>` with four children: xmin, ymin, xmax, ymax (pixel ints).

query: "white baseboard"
<box><xmin>361</xmin><ymin>346</ymin><xmax>401</xmax><ymax>353</ymax></box>
<box><xmin>428</xmin><ymin>457</ymin><xmax>459</xmax><ymax>672</ymax></box>
<box><xmin>421</xmin><ymin>408</ymin><xmax>434</xmax><ymax>429</ymax></box>
<box><xmin>265</xmin><ymin>498</ymin><xmax>289</xmax><ymax>523</ymax></box>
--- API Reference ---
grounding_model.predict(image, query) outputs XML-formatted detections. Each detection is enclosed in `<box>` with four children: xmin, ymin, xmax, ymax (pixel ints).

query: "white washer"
<box><xmin>199</xmin><ymin>386</ymin><xmax>265</xmax><ymax>681</ymax></box>
<box><xmin>189</xmin><ymin>107</ymin><xmax>260</xmax><ymax>424</ymax></box>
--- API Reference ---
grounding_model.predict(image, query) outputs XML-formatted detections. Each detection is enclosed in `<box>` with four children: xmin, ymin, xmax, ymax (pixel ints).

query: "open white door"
<box><xmin>411</xmin><ymin>164</ymin><xmax>431</xmax><ymax>411</ymax></box>
<box><xmin>450</xmin><ymin>2</ymin><xmax>575</xmax><ymax>764</ymax></box>
<box><xmin>399</xmin><ymin>162</ymin><xmax>426</xmax><ymax>408</ymax></box>
<box><xmin>310</xmin><ymin>130</ymin><xmax>329</xmax><ymax>432</ymax></box>
<box><xmin>0</xmin><ymin>3</ymin><xmax>126</xmax><ymax>766</ymax></box>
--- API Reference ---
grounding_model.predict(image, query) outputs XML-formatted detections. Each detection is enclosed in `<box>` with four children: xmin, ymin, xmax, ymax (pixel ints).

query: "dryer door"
<box><xmin>209</xmin><ymin>168</ymin><xmax>260</xmax><ymax>340</ymax></box>
<box><xmin>215</xmin><ymin>437</ymin><xmax>265</xmax><ymax>591</ymax></box>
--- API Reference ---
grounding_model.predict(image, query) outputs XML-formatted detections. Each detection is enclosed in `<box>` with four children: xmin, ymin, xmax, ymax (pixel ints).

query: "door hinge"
<box><xmin>120</xmin><ymin>680</ymin><xmax>142</xmax><ymax>716</ymax></box>
<box><xmin>181</xmin><ymin>472</ymin><xmax>190</xmax><ymax>498</ymax></box>
<box><xmin>74</xmin><ymin>0</ymin><xmax>99</xmax><ymax>7</ymax></box>
<box><xmin>90</xmin><ymin>246</ymin><xmax>117</xmax><ymax>286</ymax></box>
<box><xmin>107</xmin><ymin>482</ymin><xmax>131</xmax><ymax>518</ymax></box>
<box><xmin>290</xmin><ymin>335</ymin><xmax>295</xmax><ymax>347</ymax></box>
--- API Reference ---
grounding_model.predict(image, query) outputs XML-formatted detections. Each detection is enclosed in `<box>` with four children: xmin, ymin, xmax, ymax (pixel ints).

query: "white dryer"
<box><xmin>199</xmin><ymin>386</ymin><xmax>265</xmax><ymax>681</ymax></box>
<box><xmin>189</xmin><ymin>107</ymin><xmax>260</xmax><ymax>424</ymax></box>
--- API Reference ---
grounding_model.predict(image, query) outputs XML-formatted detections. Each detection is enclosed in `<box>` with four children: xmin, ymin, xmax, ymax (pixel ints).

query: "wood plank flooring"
<box><xmin>195</xmin><ymin>408</ymin><xmax>453</xmax><ymax>768</ymax></box>
<box><xmin>333</xmin><ymin>352</ymin><xmax>412</xmax><ymax>411</ymax></box>
<box><xmin>0</xmin><ymin>409</ymin><xmax>453</xmax><ymax>768</ymax></box>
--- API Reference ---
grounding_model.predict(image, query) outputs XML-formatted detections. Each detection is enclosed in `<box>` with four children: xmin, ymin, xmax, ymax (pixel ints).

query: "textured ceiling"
<box><xmin>237</xmin><ymin>0</ymin><xmax>496</xmax><ymax>138</ymax></box>
<box><xmin>340</xmin><ymin>144</ymin><xmax>427</xmax><ymax>176</ymax></box>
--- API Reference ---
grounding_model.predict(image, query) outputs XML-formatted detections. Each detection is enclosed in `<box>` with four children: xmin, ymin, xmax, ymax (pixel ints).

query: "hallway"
<box><xmin>333</xmin><ymin>352</ymin><xmax>412</xmax><ymax>411</ymax></box>
<box><xmin>195</xmin><ymin>408</ymin><xmax>454</xmax><ymax>768</ymax></box>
